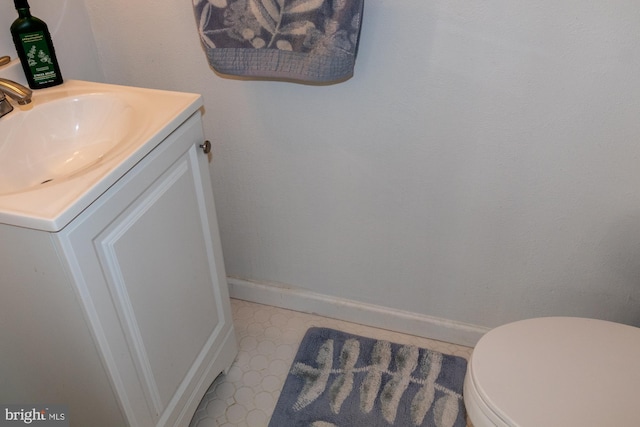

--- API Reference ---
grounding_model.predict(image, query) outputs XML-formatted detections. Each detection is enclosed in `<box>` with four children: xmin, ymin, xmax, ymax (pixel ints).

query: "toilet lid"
<box><xmin>470</xmin><ymin>317</ymin><xmax>640</xmax><ymax>427</ymax></box>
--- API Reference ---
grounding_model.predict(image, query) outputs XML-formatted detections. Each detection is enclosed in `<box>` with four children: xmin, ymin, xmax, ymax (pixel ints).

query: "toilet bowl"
<box><xmin>464</xmin><ymin>317</ymin><xmax>640</xmax><ymax>427</ymax></box>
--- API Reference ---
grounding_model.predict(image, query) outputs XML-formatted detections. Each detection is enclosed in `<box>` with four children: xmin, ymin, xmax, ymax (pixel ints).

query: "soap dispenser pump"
<box><xmin>10</xmin><ymin>0</ymin><xmax>63</xmax><ymax>89</ymax></box>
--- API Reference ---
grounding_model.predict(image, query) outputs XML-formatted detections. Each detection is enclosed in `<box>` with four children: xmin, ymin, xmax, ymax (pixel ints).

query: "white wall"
<box><xmin>10</xmin><ymin>0</ymin><xmax>640</xmax><ymax>332</ymax></box>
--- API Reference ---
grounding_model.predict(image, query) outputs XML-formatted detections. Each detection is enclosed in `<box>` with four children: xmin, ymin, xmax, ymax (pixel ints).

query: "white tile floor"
<box><xmin>189</xmin><ymin>299</ymin><xmax>473</xmax><ymax>427</ymax></box>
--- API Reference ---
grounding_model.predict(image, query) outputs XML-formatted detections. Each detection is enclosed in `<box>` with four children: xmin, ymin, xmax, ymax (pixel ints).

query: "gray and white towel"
<box><xmin>193</xmin><ymin>0</ymin><xmax>364</xmax><ymax>84</ymax></box>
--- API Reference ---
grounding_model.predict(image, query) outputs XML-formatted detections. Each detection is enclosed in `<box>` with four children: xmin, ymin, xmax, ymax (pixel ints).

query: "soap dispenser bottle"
<box><xmin>10</xmin><ymin>0</ymin><xmax>63</xmax><ymax>89</ymax></box>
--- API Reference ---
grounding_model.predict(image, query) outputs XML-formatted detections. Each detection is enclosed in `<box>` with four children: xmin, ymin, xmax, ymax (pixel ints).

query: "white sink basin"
<box><xmin>0</xmin><ymin>80</ymin><xmax>202</xmax><ymax>231</ymax></box>
<box><xmin>0</xmin><ymin>93</ymin><xmax>139</xmax><ymax>195</ymax></box>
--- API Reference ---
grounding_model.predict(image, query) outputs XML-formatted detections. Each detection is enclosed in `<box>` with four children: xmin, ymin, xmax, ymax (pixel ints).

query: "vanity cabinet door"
<box><xmin>57</xmin><ymin>113</ymin><xmax>237</xmax><ymax>427</ymax></box>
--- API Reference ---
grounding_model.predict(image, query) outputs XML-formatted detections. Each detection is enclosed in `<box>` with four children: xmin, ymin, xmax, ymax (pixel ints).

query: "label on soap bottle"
<box><xmin>18</xmin><ymin>31</ymin><xmax>59</xmax><ymax>85</ymax></box>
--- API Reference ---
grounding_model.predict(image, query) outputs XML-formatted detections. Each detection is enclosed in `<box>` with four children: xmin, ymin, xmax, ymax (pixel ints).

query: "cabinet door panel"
<box><xmin>58</xmin><ymin>114</ymin><xmax>236</xmax><ymax>427</ymax></box>
<box><xmin>96</xmin><ymin>148</ymin><xmax>221</xmax><ymax>411</ymax></box>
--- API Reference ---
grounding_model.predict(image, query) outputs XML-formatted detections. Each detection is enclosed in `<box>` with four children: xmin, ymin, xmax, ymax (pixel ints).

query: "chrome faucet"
<box><xmin>0</xmin><ymin>78</ymin><xmax>33</xmax><ymax>118</ymax></box>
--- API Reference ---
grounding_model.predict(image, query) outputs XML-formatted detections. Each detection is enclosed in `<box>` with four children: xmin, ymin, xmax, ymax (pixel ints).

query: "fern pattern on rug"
<box><xmin>268</xmin><ymin>328</ymin><xmax>468</xmax><ymax>427</ymax></box>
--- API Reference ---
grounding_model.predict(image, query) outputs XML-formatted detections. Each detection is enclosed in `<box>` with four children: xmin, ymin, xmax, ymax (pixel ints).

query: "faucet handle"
<box><xmin>0</xmin><ymin>93</ymin><xmax>14</xmax><ymax>118</ymax></box>
<box><xmin>0</xmin><ymin>78</ymin><xmax>32</xmax><ymax>105</ymax></box>
<box><xmin>0</xmin><ymin>56</ymin><xmax>10</xmax><ymax>66</ymax></box>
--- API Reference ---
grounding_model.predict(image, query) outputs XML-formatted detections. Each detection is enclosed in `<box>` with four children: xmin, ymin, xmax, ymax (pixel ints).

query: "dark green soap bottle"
<box><xmin>10</xmin><ymin>0</ymin><xmax>63</xmax><ymax>89</ymax></box>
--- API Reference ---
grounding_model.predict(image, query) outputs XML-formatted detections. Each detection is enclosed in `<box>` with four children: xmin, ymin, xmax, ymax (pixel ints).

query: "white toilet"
<box><xmin>464</xmin><ymin>317</ymin><xmax>640</xmax><ymax>427</ymax></box>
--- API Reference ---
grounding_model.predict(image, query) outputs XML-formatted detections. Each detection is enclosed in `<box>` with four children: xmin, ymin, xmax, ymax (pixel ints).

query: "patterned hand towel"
<box><xmin>193</xmin><ymin>0</ymin><xmax>365</xmax><ymax>84</ymax></box>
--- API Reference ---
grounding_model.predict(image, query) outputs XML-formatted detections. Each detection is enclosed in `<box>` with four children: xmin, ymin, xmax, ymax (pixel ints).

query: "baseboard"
<box><xmin>227</xmin><ymin>277</ymin><xmax>489</xmax><ymax>347</ymax></box>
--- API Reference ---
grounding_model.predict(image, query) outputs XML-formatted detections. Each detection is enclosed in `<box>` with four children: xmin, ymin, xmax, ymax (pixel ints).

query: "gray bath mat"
<box><xmin>268</xmin><ymin>327</ymin><xmax>468</xmax><ymax>427</ymax></box>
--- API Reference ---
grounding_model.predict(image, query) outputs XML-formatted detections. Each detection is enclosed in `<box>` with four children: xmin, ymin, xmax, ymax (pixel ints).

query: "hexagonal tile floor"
<box><xmin>189</xmin><ymin>299</ymin><xmax>472</xmax><ymax>427</ymax></box>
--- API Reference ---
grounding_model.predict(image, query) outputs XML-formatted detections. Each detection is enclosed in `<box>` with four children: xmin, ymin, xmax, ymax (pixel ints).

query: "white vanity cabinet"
<box><xmin>0</xmin><ymin>111</ymin><xmax>237</xmax><ymax>427</ymax></box>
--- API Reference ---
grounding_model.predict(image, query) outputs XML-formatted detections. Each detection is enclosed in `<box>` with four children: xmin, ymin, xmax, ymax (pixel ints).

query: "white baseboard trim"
<box><xmin>227</xmin><ymin>277</ymin><xmax>489</xmax><ymax>347</ymax></box>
